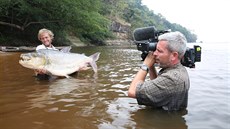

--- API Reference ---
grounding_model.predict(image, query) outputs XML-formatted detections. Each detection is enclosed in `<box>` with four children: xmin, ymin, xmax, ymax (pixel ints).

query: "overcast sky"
<box><xmin>142</xmin><ymin>0</ymin><xmax>230</xmax><ymax>43</ymax></box>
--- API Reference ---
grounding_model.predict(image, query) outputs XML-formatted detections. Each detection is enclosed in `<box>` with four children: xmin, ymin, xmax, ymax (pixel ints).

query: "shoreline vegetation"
<box><xmin>0</xmin><ymin>31</ymin><xmax>134</xmax><ymax>52</ymax></box>
<box><xmin>0</xmin><ymin>38</ymin><xmax>134</xmax><ymax>52</ymax></box>
<box><xmin>1</xmin><ymin>0</ymin><xmax>197</xmax><ymax>50</ymax></box>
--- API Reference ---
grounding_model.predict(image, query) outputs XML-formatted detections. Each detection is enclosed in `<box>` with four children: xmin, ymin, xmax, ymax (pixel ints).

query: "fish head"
<box><xmin>19</xmin><ymin>52</ymin><xmax>46</xmax><ymax>69</ymax></box>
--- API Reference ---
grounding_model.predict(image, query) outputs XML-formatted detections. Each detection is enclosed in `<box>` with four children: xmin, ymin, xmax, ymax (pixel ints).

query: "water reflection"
<box><xmin>1</xmin><ymin>44</ymin><xmax>229</xmax><ymax>129</ymax></box>
<box><xmin>132</xmin><ymin>108</ymin><xmax>188</xmax><ymax>129</ymax></box>
<box><xmin>98</xmin><ymin>98</ymin><xmax>138</xmax><ymax>128</ymax></box>
<box><xmin>0</xmin><ymin>46</ymin><xmax>189</xmax><ymax>129</ymax></box>
<box><xmin>98</xmin><ymin>97</ymin><xmax>187</xmax><ymax>129</ymax></box>
<box><xmin>27</xmin><ymin>76</ymin><xmax>103</xmax><ymax>109</ymax></box>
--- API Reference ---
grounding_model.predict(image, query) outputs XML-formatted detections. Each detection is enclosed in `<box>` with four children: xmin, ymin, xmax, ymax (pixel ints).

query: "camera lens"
<box><xmin>148</xmin><ymin>43</ymin><xmax>157</xmax><ymax>51</ymax></box>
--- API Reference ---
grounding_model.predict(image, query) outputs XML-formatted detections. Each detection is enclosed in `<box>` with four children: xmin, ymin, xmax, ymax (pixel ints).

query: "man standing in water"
<box><xmin>36</xmin><ymin>28</ymin><xmax>58</xmax><ymax>51</ymax></box>
<box><xmin>35</xmin><ymin>28</ymin><xmax>58</xmax><ymax>76</ymax></box>
<box><xmin>128</xmin><ymin>31</ymin><xmax>190</xmax><ymax>111</ymax></box>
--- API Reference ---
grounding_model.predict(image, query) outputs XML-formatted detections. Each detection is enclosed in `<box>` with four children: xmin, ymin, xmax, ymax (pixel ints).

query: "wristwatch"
<box><xmin>140</xmin><ymin>64</ymin><xmax>149</xmax><ymax>72</ymax></box>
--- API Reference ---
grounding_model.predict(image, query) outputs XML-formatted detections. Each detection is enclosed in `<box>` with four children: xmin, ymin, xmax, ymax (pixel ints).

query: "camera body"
<box><xmin>133</xmin><ymin>26</ymin><xmax>201</xmax><ymax>68</ymax></box>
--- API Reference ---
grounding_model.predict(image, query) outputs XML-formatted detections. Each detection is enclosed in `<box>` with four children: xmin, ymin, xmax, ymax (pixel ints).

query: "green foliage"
<box><xmin>0</xmin><ymin>0</ymin><xmax>112</xmax><ymax>45</ymax></box>
<box><xmin>120</xmin><ymin>0</ymin><xmax>197</xmax><ymax>42</ymax></box>
<box><xmin>0</xmin><ymin>0</ymin><xmax>197</xmax><ymax>46</ymax></box>
<box><xmin>170</xmin><ymin>23</ymin><xmax>197</xmax><ymax>42</ymax></box>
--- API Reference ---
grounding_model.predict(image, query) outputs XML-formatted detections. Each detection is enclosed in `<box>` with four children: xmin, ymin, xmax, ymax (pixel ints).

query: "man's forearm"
<box><xmin>128</xmin><ymin>69</ymin><xmax>148</xmax><ymax>98</ymax></box>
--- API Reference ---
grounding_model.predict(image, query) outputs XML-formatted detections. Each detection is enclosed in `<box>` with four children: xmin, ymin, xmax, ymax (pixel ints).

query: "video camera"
<box><xmin>133</xmin><ymin>26</ymin><xmax>201</xmax><ymax>68</ymax></box>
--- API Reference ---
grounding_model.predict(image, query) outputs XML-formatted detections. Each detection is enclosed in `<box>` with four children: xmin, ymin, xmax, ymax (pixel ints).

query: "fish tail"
<box><xmin>89</xmin><ymin>52</ymin><xmax>100</xmax><ymax>73</ymax></box>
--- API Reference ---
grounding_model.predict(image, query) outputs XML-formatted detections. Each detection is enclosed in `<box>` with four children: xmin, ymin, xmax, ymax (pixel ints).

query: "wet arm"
<box><xmin>128</xmin><ymin>69</ymin><xmax>148</xmax><ymax>98</ymax></box>
<box><xmin>128</xmin><ymin>52</ymin><xmax>156</xmax><ymax>98</ymax></box>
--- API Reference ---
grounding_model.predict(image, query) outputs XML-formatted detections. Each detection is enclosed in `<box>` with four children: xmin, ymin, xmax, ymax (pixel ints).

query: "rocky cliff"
<box><xmin>105</xmin><ymin>20</ymin><xmax>133</xmax><ymax>46</ymax></box>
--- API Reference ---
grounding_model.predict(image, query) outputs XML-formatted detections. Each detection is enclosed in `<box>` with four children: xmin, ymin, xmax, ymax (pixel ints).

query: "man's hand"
<box><xmin>34</xmin><ymin>69</ymin><xmax>47</xmax><ymax>75</ymax></box>
<box><xmin>143</xmin><ymin>51</ymin><xmax>157</xmax><ymax>80</ymax></box>
<box><xmin>143</xmin><ymin>51</ymin><xmax>156</xmax><ymax>68</ymax></box>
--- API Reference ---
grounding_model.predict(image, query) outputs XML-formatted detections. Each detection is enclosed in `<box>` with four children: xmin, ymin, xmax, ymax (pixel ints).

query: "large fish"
<box><xmin>19</xmin><ymin>48</ymin><xmax>100</xmax><ymax>78</ymax></box>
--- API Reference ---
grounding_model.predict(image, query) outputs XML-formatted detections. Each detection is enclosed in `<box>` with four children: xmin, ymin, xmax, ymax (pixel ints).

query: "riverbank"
<box><xmin>0</xmin><ymin>39</ymin><xmax>134</xmax><ymax>52</ymax></box>
<box><xmin>0</xmin><ymin>30</ymin><xmax>134</xmax><ymax>52</ymax></box>
<box><xmin>0</xmin><ymin>46</ymin><xmax>36</xmax><ymax>52</ymax></box>
<box><xmin>0</xmin><ymin>46</ymin><xmax>73</xmax><ymax>52</ymax></box>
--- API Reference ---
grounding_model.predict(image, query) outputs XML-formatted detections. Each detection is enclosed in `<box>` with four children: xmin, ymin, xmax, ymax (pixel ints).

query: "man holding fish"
<box><xmin>35</xmin><ymin>28</ymin><xmax>58</xmax><ymax>76</ymax></box>
<box><xmin>19</xmin><ymin>28</ymin><xmax>100</xmax><ymax>78</ymax></box>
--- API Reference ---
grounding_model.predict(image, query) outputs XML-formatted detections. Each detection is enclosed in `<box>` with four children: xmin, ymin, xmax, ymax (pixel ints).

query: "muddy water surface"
<box><xmin>0</xmin><ymin>44</ymin><xmax>229</xmax><ymax>129</ymax></box>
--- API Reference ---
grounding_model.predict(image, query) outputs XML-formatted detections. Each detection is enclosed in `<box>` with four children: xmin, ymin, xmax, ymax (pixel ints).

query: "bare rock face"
<box><xmin>110</xmin><ymin>21</ymin><xmax>131</xmax><ymax>33</ymax></box>
<box><xmin>107</xmin><ymin>20</ymin><xmax>132</xmax><ymax>46</ymax></box>
<box><xmin>67</xmin><ymin>20</ymin><xmax>133</xmax><ymax>46</ymax></box>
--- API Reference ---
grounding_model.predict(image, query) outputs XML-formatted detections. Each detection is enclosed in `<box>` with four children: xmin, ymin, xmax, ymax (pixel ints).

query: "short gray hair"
<box><xmin>158</xmin><ymin>31</ymin><xmax>187</xmax><ymax>59</ymax></box>
<box><xmin>38</xmin><ymin>28</ymin><xmax>54</xmax><ymax>40</ymax></box>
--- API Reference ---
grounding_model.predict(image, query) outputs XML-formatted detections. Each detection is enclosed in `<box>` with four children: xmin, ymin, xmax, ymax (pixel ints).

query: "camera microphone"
<box><xmin>133</xmin><ymin>26</ymin><xmax>157</xmax><ymax>42</ymax></box>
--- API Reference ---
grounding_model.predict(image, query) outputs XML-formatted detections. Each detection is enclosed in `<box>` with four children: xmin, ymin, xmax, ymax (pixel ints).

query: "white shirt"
<box><xmin>36</xmin><ymin>44</ymin><xmax>58</xmax><ymax>51</ymax></box>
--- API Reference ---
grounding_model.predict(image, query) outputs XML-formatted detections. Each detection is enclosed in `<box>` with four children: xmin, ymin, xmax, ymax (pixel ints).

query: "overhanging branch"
<box><xmin>0</xmin><ymin>20</ymin><xmax>61</xmax><ymax>31</ymax></box>
<box><xmin>0</xmin><ymin>21</ymin><xmax>23</xmax><ymax>30</ymax></box>
<box><xmin>24</xmin><ymin>20</ymin><xmax>60</xmax><ymax>28</ymax></box>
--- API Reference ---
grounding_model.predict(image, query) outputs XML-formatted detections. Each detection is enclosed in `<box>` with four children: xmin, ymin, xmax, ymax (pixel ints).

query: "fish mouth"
<box><xmin>20</xmin><ymin>54</ymin><xmax>31</xmax><ymax>62</ymax></box>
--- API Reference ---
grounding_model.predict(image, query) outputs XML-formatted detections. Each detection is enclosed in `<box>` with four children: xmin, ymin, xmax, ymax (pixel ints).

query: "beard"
<box><xmin>155</xmin><ymin>58</ymin><xmax>171</xmax><ymax>69</ymax></box>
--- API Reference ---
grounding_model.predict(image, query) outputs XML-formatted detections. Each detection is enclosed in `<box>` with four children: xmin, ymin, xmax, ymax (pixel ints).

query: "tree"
<box><xmin>0</xmin><ymin>0</ymin><xmax>197</xmax><ymax>46</ymax></box>
<box><xmin>0</xmin><ymin>0</ymin><xmax>112</xmax><ymax>45</ymax></box>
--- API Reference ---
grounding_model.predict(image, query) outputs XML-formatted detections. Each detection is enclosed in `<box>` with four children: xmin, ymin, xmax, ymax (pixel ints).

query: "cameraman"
<box><xmin>128</xmin><ymin>31</ymin><xmax>190</xmax><ymax>111</ymax></box>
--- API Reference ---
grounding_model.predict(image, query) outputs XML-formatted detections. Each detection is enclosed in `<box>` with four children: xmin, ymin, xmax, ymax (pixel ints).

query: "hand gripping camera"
<box><xmin>133</xmin><ymin>26</ymin><xmax>201</xmax><ymax>68</ymax></box>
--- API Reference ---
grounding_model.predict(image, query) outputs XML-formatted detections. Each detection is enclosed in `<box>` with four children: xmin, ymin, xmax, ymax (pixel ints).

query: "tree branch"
<box><xmin>0</xmin><ymin>20</ymin><xmax>61</xmax><ymax>31</ymax></box>
<box><xmin>24</xmin><ymin>20</ymin><xmax>61</xmax><ymax>28</ymax></box>
<box><xmin>0</xmin><ymin>21</ymin><xmax>24</xmax><ymax>30</ymax></box>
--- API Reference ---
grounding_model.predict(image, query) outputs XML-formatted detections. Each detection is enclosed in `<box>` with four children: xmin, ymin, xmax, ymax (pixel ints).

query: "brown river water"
<box><xmin>0</xmin><ymin>44</ymin><xmax>229</xmax><ymax>129</ymax></box>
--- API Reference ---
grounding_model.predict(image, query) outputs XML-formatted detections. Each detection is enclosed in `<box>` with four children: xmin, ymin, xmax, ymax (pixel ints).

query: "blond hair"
<box><xmin>37</xmin><ymin>28</ymin><xmax>54</xmax><ymax>41</ymax></box>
